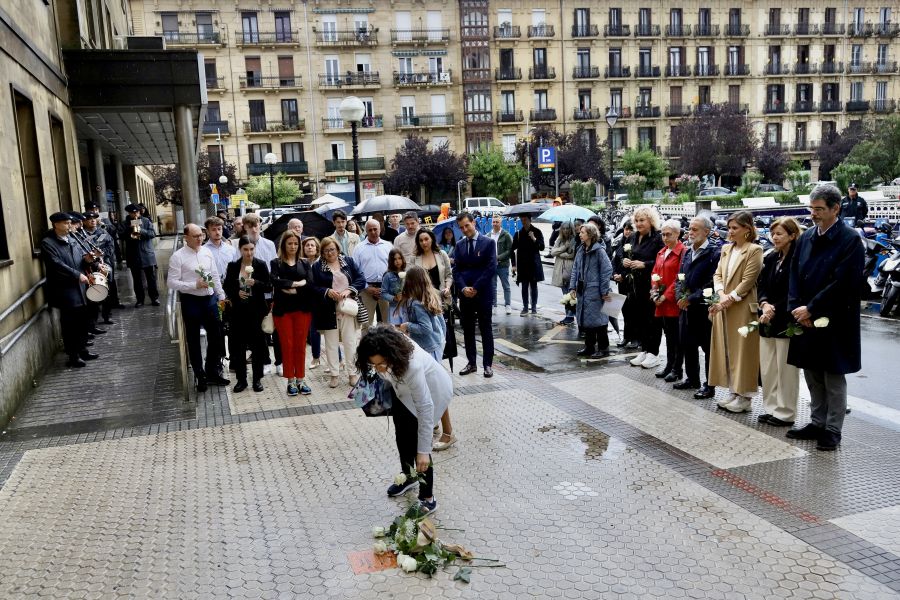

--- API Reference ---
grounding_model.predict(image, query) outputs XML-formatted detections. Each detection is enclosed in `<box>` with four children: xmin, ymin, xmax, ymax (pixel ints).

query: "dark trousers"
<box><xmin>459</xmin><ymin>295</ymin><xmax>493</xmax><ymax>368</ymax></box>
<box><xmin>805</xmin><ymin>370</ymin><xmax>847</xmax><ymax>435</ymax></box>
<box><xmin>130</xmin><ymin>265</ymin><xmax>159</xmax><ymax>303</ymax></box>
<box><xmin>308</xmin><ymin>322</ymin><xmax>321</xmax><ymax>359</ymax></box>
<box><xmin>181</xmin><ymin>294</ymin><xmax>225</xmax><ymax>380</ymax></box>
<box><xmin>87</xmin><ymin>301</ymin><xmax>100</xmax><ymax>329</ymax></box>
<box><xmin>102</xmin><ymin>267</ymin><xmax>119</xmax><ymax>318</ymax></box>
<box><xmin>680</xmin><ymin>306</ymin><xmax>712</xmax><ymax>385</ymax></box>
<box><xmin>621</xmin><ymin>293</ymin><xmax>639</xmax><ymax>343</ymax></box>
<box><xmin>660</xmin><ymin>316</ymin><xmax>683</xmax><ymax>375</ymax></box>
<box><xmin>520</xmin><ymin>280</ymin><xmax>539</xmax><ymax>311</ymax></box>
<box><xmin>392</xmin><ymin>398</ymin><xmax>434</xmax><ymax>499</ymax></box>
<box><xmin>637</xmin><ymin>296</ymin><xmax>662</xmax><ymax>355</ymax></box>
<box><xmin>58</xmin><ymin>306</ymin><xmax>88</xmax><ymax>358</ymax></box>
<box><xmin>583</xmin><ymin>326</ymin><xmax>610</xmax><ymax>353</ymax></box>
<box><xmin>229</xmin><ymin>311</ymin><xmax>267</xmax><ymax>383</ymax></box>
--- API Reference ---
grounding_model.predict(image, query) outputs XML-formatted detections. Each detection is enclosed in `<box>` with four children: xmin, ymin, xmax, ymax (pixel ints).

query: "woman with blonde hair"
<box><xmin>623</xmin><ymin>206</ymin><xmax>665</xmax><ymax>369</ymax></box>
<box><xmin>757</xmin><ymin>217</ymin><xmax>802</xmax><ymax>425</ymax></box>
<box><xmin>708</xmin><ymin>210</ymin><xmax>764</xmax><ymax>413</ymax></box>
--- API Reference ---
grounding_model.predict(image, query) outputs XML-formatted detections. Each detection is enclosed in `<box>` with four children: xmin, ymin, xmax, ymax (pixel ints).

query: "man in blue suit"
<box><xmin>452</xmin><ymin>212</ymin><xmax>497</xmax><ymax>377</ymax></box>
<box><xmin>673</xmin><ymin>215</ymin><xmax>721</xmax><ymax>399</ymax></box>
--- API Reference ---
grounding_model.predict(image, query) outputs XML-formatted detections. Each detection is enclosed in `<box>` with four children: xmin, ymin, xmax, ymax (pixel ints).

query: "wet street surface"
<box><xmin>1</xmin><ymin>240</ymin><xmax>900</xmax><ymax>598</ymax></box>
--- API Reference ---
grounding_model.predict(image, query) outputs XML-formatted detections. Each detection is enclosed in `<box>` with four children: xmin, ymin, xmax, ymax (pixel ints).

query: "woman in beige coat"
<box><xmin>708</xmin><ymin>211</ymin><xmax>764</xmax><ymax>413</ymax></box>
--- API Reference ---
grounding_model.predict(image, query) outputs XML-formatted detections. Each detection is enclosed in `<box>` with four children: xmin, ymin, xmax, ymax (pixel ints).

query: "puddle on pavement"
<box><xmin>537</xmin><ymin>420</ymin><xmax>626</xmax><ymax>461</ymax></box>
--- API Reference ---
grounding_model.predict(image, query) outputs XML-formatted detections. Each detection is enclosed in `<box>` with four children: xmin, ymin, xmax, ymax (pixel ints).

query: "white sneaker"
<box><xmin>276</xmin><ymin>364</ymin><xmax>283</xmax><ymax>376</ymax></box>
<box><xmin>505</xmin><ymin>305</ymin><xmax>512</xmax><ymax>314</ymax></box>
<box><xmin>630</xmin><ymin>352</ymin><xmax>647</xmax><ymax>366</ymax></box>
<box><xmin>717</xmin><ymin>394</ymin><xmax>737</xmax><ymax>409</ymax></box>
<box><xmin>640</xmin><ymin>354</ymin><xmax>660</xmax><ymax>369</ymax></box>
<box><xmin>724</xmin><ymin>396</ymin><xmax>752</xmax><ymax>413</ymax></box>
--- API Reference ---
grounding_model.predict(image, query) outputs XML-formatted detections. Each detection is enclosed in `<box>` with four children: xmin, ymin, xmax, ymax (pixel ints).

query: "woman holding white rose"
<box><xmin>756</xmin><ymin>217</ymin><xmax>801</xmax><ymax>426</ymax></box>
<box><xmin>223</xmin><ymin>237</ymin><xmax>272</xmax><ymax>393</ymax></box>
<box><xmin>708</xmin><ymin>211</ymin><xmax>764</xmax><ymax>413</ymax></box>
<box><xmin>649</xmin><ymin>220</ymin><xmax>685</xmax><ymax>382</ymax></box>
<box><xmin>622</xmin><ymin>207</ymin><xmax>665</xmax><ymax>368</ymax></box>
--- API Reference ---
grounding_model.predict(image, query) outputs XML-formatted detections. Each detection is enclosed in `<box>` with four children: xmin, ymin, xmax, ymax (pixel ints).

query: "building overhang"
<box><xmin>62</xmin><ymin>49</ymin><xmax>207</xmax><ymax>165</ymax></box>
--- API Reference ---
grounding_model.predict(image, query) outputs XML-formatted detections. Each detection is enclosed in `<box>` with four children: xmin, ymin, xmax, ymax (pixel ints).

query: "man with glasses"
<box><xmin>352</xmin><ymin>219</ymin><xmax>393</xmax><ymax>328</ymax></box>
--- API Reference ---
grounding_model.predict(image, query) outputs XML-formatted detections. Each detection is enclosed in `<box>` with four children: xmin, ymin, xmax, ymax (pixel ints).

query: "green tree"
<box><xmin>468</xmin><ymin>146</ymin><xmax>527</xmax><ymax>201</ymax></box>
<box><xmin>843</xmin><ymin>116</ymin><xmax>900</xmax><ymax>183</ymax></box>
<box><xmin>569</xmin><ymin>180</ymin><xmax>596</xmax><ymax>205</ymax></box>
<box><xmin>246</xmin><ymin>172</ymin><xmax>301</xmax><ymax>207</ymax></box>
<box><xmin>619</xmin><ymin>147</ymin><xmax>669</xmax><ymax>189</ymax></box>
<box><xmin>831</xmin><ymin>162</ymin><xmax>874</xmax><ymax>194</ymax></box>
<box><xmin>382</xmin><ymin>135</ymin><xmax>467</xmax><ymax>203</ymax></box>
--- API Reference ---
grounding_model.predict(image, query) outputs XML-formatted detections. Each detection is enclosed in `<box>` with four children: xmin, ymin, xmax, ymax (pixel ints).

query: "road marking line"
<box><xmin>538</xmin><ymin>325</ymin><xmax>567</xmax><ymax>343</ymax></box>
<box><xmin>494</xmin><ymin>338</ymin><xmax>529</xmax><ymax>353</ymax></box>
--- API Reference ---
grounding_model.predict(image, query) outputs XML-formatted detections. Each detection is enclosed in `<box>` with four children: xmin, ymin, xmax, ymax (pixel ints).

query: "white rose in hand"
<box><xmin>623</xmin><ymin>244</ymin><xmax>632</xmax><ymax>252</ymax></box>
<box><xmin>737</xmin><ymin>326</ymin><xmax>750</xmax><ymax>338</ymax></box>
<box><xmin>813</xmin><ymin>317</ymin><xmax>829</xmax><ymax>328</ymax></box>
<box><xmin>244</xmin><ymin>265</ymin><xmax>254</xmax><ymax>275</ymax></box>
<box><xmin>702</xmin><ymin>288</ymin><xmax>713</xmax><ymax>298</ymax></box>
<box><xmin>651</xmin><ymin>274</ymin><xmax>661</xmax><ymax>283</ymax></box>
<box><xmin>398</xmin><ymin>271</ymin><xmax>407</xmax><ymax>279</ymax></box>
<box><xmin>677</xmin><ymin>273</ymin><xmax>686</xmax><ymax>281</ymax></box>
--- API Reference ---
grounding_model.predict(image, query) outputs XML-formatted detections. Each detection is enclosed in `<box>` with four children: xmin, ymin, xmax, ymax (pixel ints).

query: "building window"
<box><xmin>241</xmin><ymin>12</ymin><xmax>259</xmax><ymax>43</ymax></box>
<box><xmin>432</xmin><ymin>136</ymin><xmax>449</xmax><ymax>149</ymax></box>
<box><xmin>0</xmin><ymin>191</ymin><xmax>8</xmax><ymax>262</ymax></box>
<box><xmin>281</xmin><ymin>99</ymin><xmax>299</xmax><ymax>126</ymax></box>
<box><xmin>13</xmin><ymin>91</ymin><xmax>47</xmax><ymax>250</ymax></box>
<box><xmin>249</xmin><ymin>143</ymin><xmax>272</xmax><ymax>163</ymax></box>
<box><xmin>248</xmin><ymin>100</ymin><xmax>265</xmax><ymax>132</ymax></box>
<box><xmin>161</xmin><ymin>13</ymin><xmax>178</xmax><ymax>40</ymax></box>
<box><xmin>245</xmin><ymin>56</ymin><xmax>262</xmax><ymax>86</ymax></box>
<box><xmin>274</xmin><ymin>11</ymin><xmax>292</xmax><ymax>42</ymax></box>
<box><xmin>204</xmin><ymin>59</ymin><xmax>218</xmax><ymax>88</ymax></box>
<box><xmin>49</xmin><ymin>115</ymin><xmax>73</xmax><ymax>213</ymax></box>
<box><xmin>282</xmin><ymin>142</ymin><xmax>303</xmax><ymax>162</ymax></box>
<box><xmin>534</xmin><ymin>90</ymin><xmax>548</xmax><ymax>110</ymax></box>
<box><xmin>207</xmin><ymin>101</ymin><xmax>221</xmax><ymax>122</ymax></box>
<box><xmin>278</xmin><ymin>56</ymin><xmax>295</xmax><ymax>86</ymax></box>
<box><xmin>196</xmin><ymin>13</ymin><xmax>214</xmax><ymax>42</ymax></box>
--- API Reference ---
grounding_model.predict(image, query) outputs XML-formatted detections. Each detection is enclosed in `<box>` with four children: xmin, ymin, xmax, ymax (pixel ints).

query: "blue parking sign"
<box><xmin>538</xmin><ymin>146</ymin><xmax>555</xmax><ymax>169</ymax></box>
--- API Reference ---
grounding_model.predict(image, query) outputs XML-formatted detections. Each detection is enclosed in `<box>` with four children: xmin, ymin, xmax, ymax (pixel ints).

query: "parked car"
<box><xmin>462</xmin><ymin>196</ymin><xmax>508</xmax><ymax>215</ymax></box>
<box><xmin>643</xmin><ymin>189</ymin><xmax>665</xmax><ymax>201</ymax></box>
<box><xmin>757</xmin><ymin>184</ymin><xmax>787</xmax><ymax>193</ymax></box>
<box><xmin>698</xmin><ymin>187</ymin><xmax>737</xmax><ymax>197</ymax></box>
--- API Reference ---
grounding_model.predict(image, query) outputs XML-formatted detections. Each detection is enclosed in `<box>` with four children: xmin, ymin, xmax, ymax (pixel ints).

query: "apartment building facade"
<box><xmin>131</xmin><ymin>0</ymin><xmax>898</xmax><ymax>194</ymax></box>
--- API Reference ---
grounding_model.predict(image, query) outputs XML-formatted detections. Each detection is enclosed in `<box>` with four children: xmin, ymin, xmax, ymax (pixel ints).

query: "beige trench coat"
<box><xmin>708</xmin><ymin>243</ymin><xmax>764</xmax><ymax>396</ymax></box>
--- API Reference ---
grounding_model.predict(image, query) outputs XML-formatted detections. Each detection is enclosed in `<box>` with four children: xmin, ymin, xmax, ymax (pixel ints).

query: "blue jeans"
<box><xmin>495</xmin><ymin>266</ymin><xmax>511</xmax><ymax>307</ymax></box>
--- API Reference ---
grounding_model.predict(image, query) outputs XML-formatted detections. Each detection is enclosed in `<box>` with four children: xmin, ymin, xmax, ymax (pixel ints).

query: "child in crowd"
<box><xmin>382</xmin><ymin>248</ymin><xmax>407</xmax><ymax>325</ymax></box>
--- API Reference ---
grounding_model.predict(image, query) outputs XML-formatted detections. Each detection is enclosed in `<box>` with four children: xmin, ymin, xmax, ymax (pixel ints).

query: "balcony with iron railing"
<box><xmin>848</xmin><ymin>22</ymin><xmax>873</xmax><ymax>37</ymax></box>
<box><xmin>530</xmin><ymin>108</ymin><xmax>557</xmax><ymax>122</ymax></box>
<box><xmin>875</xmin><ymin>23</ymin><xmax>900</xmax><ymax>36</ymax></box>
<box><xmin>763</xmin><ymin>63</ymin><xmax>789</xmax><ymax>75</ymax></box>
<box><xmin>634</xmin><ymin>105</ymin><xmax>661</xmax><ymax>118</ymax></box>
<box><xmin>318</xmin><ymin>72</ymin><xmax>381</xmax><ymax>88</ymax></box>
<box><xmin>394</xmin><ymin>70</ymin><xmax>452</xmax><ymax>86</ymax></box>
<box><xmin>529</xmin><ymin>66</ymin><xmax>556</xmax><ymax>80</ymax></box>
<box><xmin>603</xmin><ymin>24</ymin><xmax>629</xmax><ymax>37</ymax></box>
<box><xmin>693</xmin><ymin>103</ymin><xmax>717</xmax><ymax>116</ymax></box>
<box><xmin>665</xmin><ymin>64</ymin><xmax>691</xmax><ymax>77</ymax></box>
<box><xmin>793</xmin><ymin>101</ymin><xmax>817</xmax><ymax>113</ymax></box>
<box><xmin>793</xmin><ymin>23</ymin><xmax>818</xmax><ymax>35</ymax></box>
<box><xmin>527</xmin><ymin>24</ymin><xmax>555</xmax><ymax>38</ymax></box>
<box><xmin>793</xmin><ymin>62</ymin><xmax>818</xmax><ymax>75</ymax></box>
<box><xmin>493</xmin><ymin>25</ymin><xmax>521</xmax><ymax>39</ymax></box>
<box><xmin>395</xmin><ymin>114</ymin><xmax>454</xmax><ymax>128</ymax></box>
<box><xmin>724</xmin><ymin>24</ymin><xmax>750</xmax><ymax>36</ymax></box>
<box><xmin>247</xmin><ymin>161</ymin><xmax>308</xmax><ymax>176</ymax></box>
<box><xmin>725</xmin><ymin>102</ymin><xmax>750</xmax><ymax>114</ymax></box>
<box><xmin>465</xmin><ymin>111</ymin><xmax>493</xmax><ymax>124</ymax></box>
<box><xmin>665</xmin><ymin>24</ymin><xmax>691</xmax><ymax>37</ymax></box>
<box><xmin>495</xmin><ymin>67</ymin><xmax>522</xmax><ymax>81</ymax></box>
<box><xmin>202</xmin><ymin>120</ymin><xmax>229</xmax><ymax>135</ymax></box>
<box><xmin>764</xmin><ymin>23</ymin><xmax>791</xmax><ymax>36</ymax></box>
<box><xmin>573</xmin><ymin>24</ymin><xmax>600</xmax><ymax>37</ymax></box>
<box><xmin>820</xmin><ymin>99</ymin><xmax>842</xmax><ymax>112</ymax></box>
<box><xmin>157</xmin><ymin>31</ymin><xmax>222</xmax><ymax>45</ymax></box>
<box><xmin>390</xmin><ymin>29</ymin><xmax>450</xmax><ymax>44</ymax></box>
<box><xmin>665</xmin><ymin>105</ymin><xmax>692</xmax><ymax>117</ymax></box>
<box><xmin>693</xmin><ymin>64</ymin><xmax>719</xmax><ymax>77</ymax></box>
<box><xmin>763</xmin><ymin>140</ymin><xmax>789</xmax><ymax>150</ymax></box>
<box><xmin>764</xmin><ymin>101</ymin><xmax>788</xmax><ymax>114</ymax></box>
<box><xmin>314</xmin><ymin>29</ymin><xmax>377</xmax><ymax>46</ymax></box>
<box><xmin>603</xmin><ymin>65</ymin><xmax>630</xmax><ymax>78</ymax></box>
<box><xmin>324</xmin><ymin>157</ymin><xmax>385</xmax><ymax>172</ymax></box>
<box><xmin>574</xmin><ymin>65</ymin><xmax>602</xmax><ymax>79</ymax></box>
<box><xmin>461</xmin><ymin>68</ymin><xmax>490</xmax><ymax>83</ymax></box>
<box><xmin>205</xmin><ymin>76</ymin><xmax>225</xmax><ymax>90</ymax></box>
<box><xmin>633</xmin><ymin>24</ymin><xmax>660</xmax><ymax>37</ymax></box>
<box><xmin>820</xmin><ymin>61</ymin><xmax>843</xmax><ymax>74</ymax></box>
<box><xmin>239</xmin><ymin>75</ymin><xmax>302</xmax><ymax>90</ymax></box>
<box><xmin>846</xmin><ymin>62</ymin><xmax>872</xmax><ymax>74</ymax></box>
<box><xmin>791</xmin><ymin>140</ymin><xmax>818</xmax><ymax>152</ymax></box>
<box><xmin>235</xmin><ymin>31</ymin><xmax>299</xmax><ymax>46</ymax></box>
<box><xmin>242</xmin><ymin>119</ymin><xmax>305</xmax><ymax>134</ymax></box>
<box><xmin>634</xmin><ymin>65</ymin><xmax>661</xmax><ymax>78</ymax></box>
<box><xmin>605</xmin><ymin>106</ymin><xmax>630</xmax><ymax>119</ymax></box>
<box><xmin>820</xmin><ymin>22</ymin><xmax>846</xmax><ymax>35</ymax></box>
<box><xmin>873</xmin><ymin>99</ymin><xmax>897</xmax><ymax>113</ymax></box>
<box><xmin>694</xmin><ymin>24</ymin><xmax>719</xmax><ymax>37</ymax></box>
<box><xmin>874</xmin><ymin>61</ymin><xmax>899</xmax><ymax>74</ymax></box>
<box><xmin>846</xmin><ymin>100</ymin><xmax>870</xmax><ymax>112</ymax></box>
<box><xmin>725</xmin><ymin>63</ymin><xmax>751</xmax><ymax>76</ymax></box>
<box><xmin>496</xmin><ymin>110</ymin><xmax>524</xmax><ymax>123</ymax></box>
<box><xmin>573</xmin><ymin>108</ymin><xmax>601</xmax><ymax>120</ymax></box>
<box><xmin>321</xmin><ymin>115</ymin><xmax>384</xmax><ymax>131</ymax></box>
<box><xmin>460</xmin><ymin>25</ymin><xmax>489</xmax><ymax>40</ymax></box>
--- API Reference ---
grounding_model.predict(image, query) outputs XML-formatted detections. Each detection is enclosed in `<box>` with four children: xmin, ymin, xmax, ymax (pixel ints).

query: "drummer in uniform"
<box><xmin>41</xmin><ymin>212</ymin><xmax>99</xmax><ymax>368</ymax></box>
<box><xmin>83</xmin><ymin>211</ymin><xmax>117</xmax><ymax>325</ymax></box>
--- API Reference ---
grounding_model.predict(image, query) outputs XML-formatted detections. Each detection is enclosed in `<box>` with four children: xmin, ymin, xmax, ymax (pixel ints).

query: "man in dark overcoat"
<box><xmin>786</xmin><ymin>184</ymin><xmax>864</xmax><ymax>451</ymax></box>
<box><xmin>122</xmin><ymin>203</ymin><xmax>159</xmax><ymax>307</ymax></box>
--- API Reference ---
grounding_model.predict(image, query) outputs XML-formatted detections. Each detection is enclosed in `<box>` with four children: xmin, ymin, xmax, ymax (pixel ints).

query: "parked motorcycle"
<box><xmin>877</xmin><ymin>241</ymin><xmax>900</xmax><ymax>317</ymax></box>
<box><xmin>863</xmin><ymin>235</ymin><xmax>894</xmax><ymax>297</ymax></box>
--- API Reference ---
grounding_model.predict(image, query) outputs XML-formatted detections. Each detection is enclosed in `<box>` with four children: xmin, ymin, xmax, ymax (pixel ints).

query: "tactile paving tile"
<box><xmin>0</xmin><ymin>391</ymin><xmax>894</xmax><ymax>598</ymax></box>
<box><xmin>831</xmin><ymin>505</ymin><xmax>900</xmax><ymax>557</ymax></box>
<box><xmin>226</xmin><ymin>362</ymin><xmax>357</xmax><ymax>415</ymax></box>
<box><xmin>554</xmin><ymin>373</ymin><xmax>807</xmax><ymax>469</ymax></box>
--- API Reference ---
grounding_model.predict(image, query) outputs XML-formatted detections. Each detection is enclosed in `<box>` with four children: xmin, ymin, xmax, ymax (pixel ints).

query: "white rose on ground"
<box><xmin>813</xmin><ymin>317</ymin><xmax>830</xmax><ymax>328</ymax></box>
<box><xmin>702</xmin><ymin>288</ymin><xmax>713</xmax><ymax>298</ymax></box>
<box><xmin>678</xmin><ymin>273</ymin><xmax>686</xmax><ymax>281</ymax></box>
<box><xmin>401</xmin><ymin>557</ymin><xmax>418</xmax><ymax>572</ymax></box>
<box><xmin>373</xmin><ymin>541</ymin><xmax>388</xmax><ymax>554</ymax></box>
<box><xmin>372</xmin><ymin>526</ymin><xmax>385</xmax><ymax>538</ymax></box>
<box><xmin>394</xmin><ymin>473</ymin><xmax>407</xmax><ymax>486</ymax></box>
<box><xmin>737</xmin><ymin>326</ymin><xmax>750</xmax><ymax>338</ymax></box>
<box><xmin>623</xmin><ymin>244</ymin><xmax>632</xmax><ymax>252</ymax></box>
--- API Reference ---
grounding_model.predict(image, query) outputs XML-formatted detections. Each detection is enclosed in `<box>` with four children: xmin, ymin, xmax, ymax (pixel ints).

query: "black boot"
<box><xmin>576</xmin><ymin>347</ymin><xmax>594</xmax><ymax>357</ymax></box>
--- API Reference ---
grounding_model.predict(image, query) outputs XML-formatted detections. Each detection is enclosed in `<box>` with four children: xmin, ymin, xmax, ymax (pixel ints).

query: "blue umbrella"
<box><xmin>536</xmin><ymin>205</ymin><xmax>596</xmax><ymax>223</ymax></box>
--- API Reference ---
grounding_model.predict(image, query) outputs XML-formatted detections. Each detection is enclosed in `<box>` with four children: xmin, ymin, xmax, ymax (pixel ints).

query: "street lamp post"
<box><xmin>457</xmin><ymin>180</ymin><xmax>466</xmax><ymax>212</ymax></box>
<box><xmin>218</xmin><ymin>174</ymin><xmax>228</xmax><ymax>215</ymax></box>
<box><xmin>605</xmin><ymin>107</ymin><xmax>619</xmax><ymax>204</ymax></box>
<box><xmin>263</xmin><ymin>152</ymin><xmax>278</xmax><ymax>212</ymax></box>
<box><xmin>339</xmin><ymin>96</ymin><xmax>366</xmax><ymax>206</ymax></box>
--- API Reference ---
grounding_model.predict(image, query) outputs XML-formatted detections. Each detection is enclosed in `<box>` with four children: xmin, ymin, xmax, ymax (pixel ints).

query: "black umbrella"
<box><xmin>350</xmin><ymin>194</ymin><xmax>419</xmax><ymax>216</ymax></box>
<box><xmin>416</xmin><ymin>204</ymin><xmax>444</xmax><ymax>216</ymax></box>
<box><xmin>503</xmin><ymin>203</ymin><xmax>547</xmax><ymax>217</ymax></box>
<box><xmin>263</xmin><ymin>211</ymin><xmax>336</xmax><ymax>242</ymax></box>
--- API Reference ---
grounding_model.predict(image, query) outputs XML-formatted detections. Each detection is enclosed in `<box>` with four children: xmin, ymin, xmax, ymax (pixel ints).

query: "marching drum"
<box><xmin>86</xmin><ymin>271</ymin><xmax>109</xmax><ymax>302</ymax></box>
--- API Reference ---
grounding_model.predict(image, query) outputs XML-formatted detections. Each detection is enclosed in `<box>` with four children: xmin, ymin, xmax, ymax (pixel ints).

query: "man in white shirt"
<box><xmin>204</xmin><ymin>216</ymin><xmax>238</xmax><ymax>277</ymax></box>
<box><xmin>392</xmin><ymin>211</ymin><xmax>420</xmax><ymax>264</ymax></box>
<box><xmin>167</xmin><ymin>223</ymin><xmax>229</xmax><ymax>392</ymax></box>
<box><xmin>352</xmin><ymin>218</ymin><xmax>393</xmax><ymax>328</ymax></box>
<box><xmin>242</xmin><ymin>213</ymin><xmax>277</xmax><ymax>266</ymax></box>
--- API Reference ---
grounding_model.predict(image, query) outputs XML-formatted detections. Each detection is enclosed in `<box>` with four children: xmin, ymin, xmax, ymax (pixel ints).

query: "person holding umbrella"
<box><xmin>511</xmin><ymin>214</ymin><xmax>545</xmax><ymax>316</ymax></box>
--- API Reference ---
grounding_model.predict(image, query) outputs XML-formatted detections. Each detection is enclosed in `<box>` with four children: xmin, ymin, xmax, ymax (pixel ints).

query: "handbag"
<box><xmin>338</xmin><ymin>298</ymin><xmax>359</xmax><ymax>317</ymax></box>
<box><xmin>261</xmin><ymin>311</ymin><xmax>274</xmax><ymax>334</ymax></box>
<box><xmin>349</xmin><ymin>369</ymin><xmax>393</xmax><ymax>417</ymax></box>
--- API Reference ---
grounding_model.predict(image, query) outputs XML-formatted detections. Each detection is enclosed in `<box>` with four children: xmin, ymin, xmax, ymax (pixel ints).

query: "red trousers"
<box><xmin>273</xmin><ymin>311</ymin><xmax>312</xmax><ymax>379</ymax></box>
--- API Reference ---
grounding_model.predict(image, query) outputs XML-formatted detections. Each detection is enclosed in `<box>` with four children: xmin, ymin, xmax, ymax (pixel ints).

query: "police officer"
<box><xmin>839</xmin><ymin>183</ymin><xmax>868</xmax><ymax>226</ymax></box>
<box><xmin>41</xmin><ymin>212</ymin><xmax>99</xmax><ymax>368</ymax></box>
<box><xmin>83</xmin><ymin>211</ymin><xmax>118</xmax><ymax>325</ymax></box>
<box><xmin>121</xmin><ymin>203</ymin><xmax>160</xmax><ymax>307</ymax></box>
